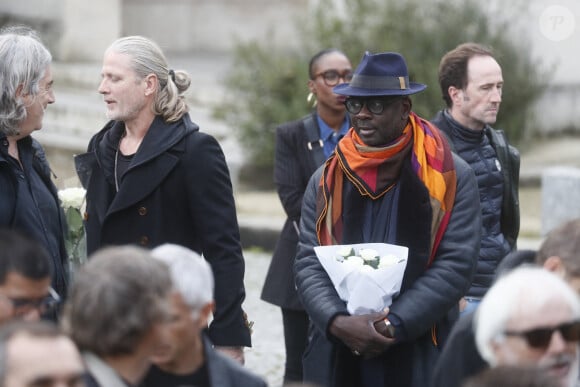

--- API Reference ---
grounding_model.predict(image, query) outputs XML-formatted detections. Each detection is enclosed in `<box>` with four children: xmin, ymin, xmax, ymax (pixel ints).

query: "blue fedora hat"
<box><xmin>334</xmin><ymin>51</ymin><xmax>426</xmax><ymax>97</ymax></box>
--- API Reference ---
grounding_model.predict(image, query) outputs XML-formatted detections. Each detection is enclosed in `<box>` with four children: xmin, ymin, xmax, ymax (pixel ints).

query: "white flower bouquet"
<box><xmin>58</xmin><ymin>187</ymin><xmax>87</xmax><ymax>271</ymax></box>
<box><xmin>314</xmin><ymin>243</ymin><xmax>408</xmax><ymax>315</ymax></box>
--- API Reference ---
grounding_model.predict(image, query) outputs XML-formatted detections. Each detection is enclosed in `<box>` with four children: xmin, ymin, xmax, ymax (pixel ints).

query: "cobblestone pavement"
<box><xmin>243</xmin><ymin>250</ymin><xmax>285</xmax><ymax>387</ymax></box>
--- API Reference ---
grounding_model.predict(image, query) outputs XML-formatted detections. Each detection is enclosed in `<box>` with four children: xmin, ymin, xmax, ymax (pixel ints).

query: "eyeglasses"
<box><xmin>0</xmin><ymin>287</ymin><xmax>61</xmax><ymax>318</ymax></box>
<box><xmin>504</xmin><ymin>320</ymin><xmax>580</xmax><ymax>349</ymax></box>
<box><xmin>344</xmin><ymin>97</ymin><xmax>402</xmax><ymax>115</ymax></box>
<box><xmin>314</xmin><ymin>70</ymin><xmax>354</xmax><ymax>87</ymax></box>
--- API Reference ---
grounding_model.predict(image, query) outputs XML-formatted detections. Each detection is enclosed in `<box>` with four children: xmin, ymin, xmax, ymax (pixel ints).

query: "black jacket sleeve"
<box><xmin>184</xmin><ymin>134</ymin><xmax>251</xmax><ymax>347</ymax></box>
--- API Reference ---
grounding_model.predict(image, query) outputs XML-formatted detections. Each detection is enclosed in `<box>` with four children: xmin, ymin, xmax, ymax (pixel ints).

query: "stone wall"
<box><xmin>2</xmin><ymin>1</ymin><xmax>580</xmax><ymax>136</ymax></box>
<box><xmin>0</xmin><ymin>0</ymin><xmax>306</xmax><ymax>60</ymax></box>
<box><xmin>122</xmin><ymin>0</ymin><xmax>306</xmax><ymax>54</ymax></box>
<box><xmin>541</xmin><ymin>167</ymin><xmax>580</xmax><ymax>235</ymax></box>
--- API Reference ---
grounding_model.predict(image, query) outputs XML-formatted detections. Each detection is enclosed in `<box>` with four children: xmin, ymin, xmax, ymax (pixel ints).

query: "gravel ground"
<box><xmin>243</xmin><ymin>250</ymin><xmax>285</xmax><ymax>387</ymax></box>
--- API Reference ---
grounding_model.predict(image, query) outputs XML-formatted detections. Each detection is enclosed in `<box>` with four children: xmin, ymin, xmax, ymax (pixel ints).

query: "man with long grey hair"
<box><xmin>474</xmin><ymin>266</ymin><xmax>580</xmax><ymax>387</ymax></box>
<box><xmin>75</xmin><ymin>34</ymin><xmax>251</xmax><ymax>363</ymax></box>
<box><xmin>140</xmin><ymin>243</ymin><xmax>266</xmax><ymax>387</ymax></box>
<box><xmin>0</xmin><ymin>25</ymin><xmax>69</xmax><ymax>302</ymax></box>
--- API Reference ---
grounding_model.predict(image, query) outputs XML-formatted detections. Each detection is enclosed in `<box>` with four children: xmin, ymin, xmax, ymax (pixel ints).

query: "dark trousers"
<box><xmin>281</xmin><ymin>308</ymin><xmax>310</xmax><ymax>384</ymax></box>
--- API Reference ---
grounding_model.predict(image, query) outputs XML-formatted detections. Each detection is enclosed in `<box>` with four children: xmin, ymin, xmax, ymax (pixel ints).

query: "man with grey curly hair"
<box><xmin>140</xmin><ymin>243</ymin><xmax>266</xmax><ymax>387</ymax></box>
<box><xmin>62</xmin><ymin>245</ymin><xmax>173</xmax><ymax>387</ymax></box>
<box><xmin>0</xmin><ymin>25</ymin><xmax>69</xmax><ymax>302</ymax></box>
<box><xmin>75</xmin><ymin>35</ymin><xmax>251</xmax><ymax>362</ymax></box>
<box><xmin>474</xmin><ymin>266</ymin><xmax>580</xmax><ymax>387</ymax></box>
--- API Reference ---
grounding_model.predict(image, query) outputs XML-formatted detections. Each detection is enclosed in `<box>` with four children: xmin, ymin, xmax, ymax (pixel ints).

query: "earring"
<box><xmin>307</xmin><ymin>92</ymin><xmax>317</xmax><ymax>108</ymax></box>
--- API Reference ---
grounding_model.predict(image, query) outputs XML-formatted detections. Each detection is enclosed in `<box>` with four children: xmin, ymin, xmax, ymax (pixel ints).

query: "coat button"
<box><xmin>139</xmin><ymin>236</ymin><xmax>149</xmax><ymax>246</ymax></box>
<box><xmin>138</xmin><ymin>207</ymin><xmax>147</xmax><ymax>216</ymax></box>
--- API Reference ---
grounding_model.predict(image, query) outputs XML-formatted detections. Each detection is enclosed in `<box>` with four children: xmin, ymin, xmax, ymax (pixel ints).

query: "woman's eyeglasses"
<box><xmin>503</xmin><ymin>320</ymin><xmax>580</xmax><ymax>349</ymax></box>
<box><xmin>344</xmin><ymin>97</ymin><xmax>402</xmax><ymax>115</ymax></box>
<box><xmin>314</xmin><ymin>70</ymin><xmax>354</xmax><ymax>87</ymax></box>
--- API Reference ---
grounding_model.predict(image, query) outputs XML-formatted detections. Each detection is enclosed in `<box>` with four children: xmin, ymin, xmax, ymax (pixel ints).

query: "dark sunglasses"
<box><xmin>344</xmin><ymin>97</ymin><xmax>402</xmax><ymax>115</ymax></box>
<box><xmin>504</xmin><ymin>320</ymin><xmax>580</xmax><ymax>349</ymax></box>
<box><xmin>314</xmin><ymin>70</ymin><xmax>354</xmax><ymax>87</ymax></box>
<box><xmin>1</xmin><ymin>287</ymin><xmax>61</xmax><ymax>317</ymax></box>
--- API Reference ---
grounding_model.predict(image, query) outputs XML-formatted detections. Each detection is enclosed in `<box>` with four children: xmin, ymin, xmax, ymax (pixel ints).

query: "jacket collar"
<box><xmin>82</xmin><ymin>352</ymin><xmax>131</xmax><ymax>387</ymax></box>
<box><xmin>443</xmin><ymin>109</ymin><xmax>486</xmax><ymax>143</ymax></box>
<box><xmin>133</xmin><ymin>113</ymin><xmax>199</xmax><ymax>166</ymax></box>
<box><xmin>93</xmin><ymin>113</ymin><xmax>199</xmax><ymax>182</ymax></box>
<box><xmin>0</xmin><ymin>134</ymin><xmax>52</xmax><ymax>180</ymax></box>
<box><xmin>0</xmin><ymin>133</ymin><xmax>32</xmax><ymax>162</ymax></box>
<box><xmin>95</xmin><ymin>113</ymin><xmax>199</xmax><ymax>156</ymax></box>
<box><xmin>203</xmin><ymin>335</ymin><xmax>243</xmax><ymax>387</ymax></box>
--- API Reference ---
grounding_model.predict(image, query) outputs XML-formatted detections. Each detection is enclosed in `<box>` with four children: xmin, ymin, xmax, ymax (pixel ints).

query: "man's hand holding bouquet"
<box><xmin>314</xmin><ymin>243</ymin><xmax>408</xmax><ymax>315</ymax></box>
<box><xmin>314</xmin><ymin>243</ymin><xmax>408</xmax><ymax>356</ymax></box>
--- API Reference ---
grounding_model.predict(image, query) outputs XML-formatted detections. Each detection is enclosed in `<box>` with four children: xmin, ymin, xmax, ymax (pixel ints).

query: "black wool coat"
<box><xmin>261</xmin><ymin>112</ymin><xmax>328</xmax><ymax>310</ymax></box>
<box><xmin>75</xmin><ymin>114</ymin><xmax>251</xmax><ymax>347</ymax></box>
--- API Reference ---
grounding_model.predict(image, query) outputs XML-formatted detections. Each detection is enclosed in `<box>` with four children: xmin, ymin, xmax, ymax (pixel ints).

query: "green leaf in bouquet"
<box><xmin>64</xmin><ymin>239</ymin><xmax>74</xmax><ymax>253</ymax></box>
<box><xmin>66</xmin><ymin>207</ymin><xmax>84</xmax><ymax>231</ymax></box>
<box><xmin>366</xmin><ymin>258</ymin><xmax>379</xmax><ymax>270</ymax></box>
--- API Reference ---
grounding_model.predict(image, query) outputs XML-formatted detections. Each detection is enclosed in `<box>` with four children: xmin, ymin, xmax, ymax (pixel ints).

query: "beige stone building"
<box><xmin>2</xmin><ymin>0</ymin><xmax>579</xmax><ymax>133</ymax></box>
<box><xmin>0</xmin><ymin>0</ymin><xmax>307</xmax><ymax>60</ymax></box>
<box><xmin>1</xmin><ymin>0</ymin><xmax>579</xmax><ymax>184</ymax></box>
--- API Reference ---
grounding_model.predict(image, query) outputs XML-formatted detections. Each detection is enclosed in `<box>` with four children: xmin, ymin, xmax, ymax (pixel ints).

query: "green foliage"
<box><xmin>214</xmin><ymin>39</ymin><xmax>312</xmax><ymax>167</ymax></box>
<box><xmin>217</xmin><ymin>0</ymin><xmax>548</xmax><ymax>168</ymax></box>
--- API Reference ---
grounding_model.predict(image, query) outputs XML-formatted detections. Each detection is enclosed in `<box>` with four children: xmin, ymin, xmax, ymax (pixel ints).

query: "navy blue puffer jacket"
<box><xmin>432</xmin><ymin>110</ymin><xmax>519</xmax><ymax>298</ymax></box>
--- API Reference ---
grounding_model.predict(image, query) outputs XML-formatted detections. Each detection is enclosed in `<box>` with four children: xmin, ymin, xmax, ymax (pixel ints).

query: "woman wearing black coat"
<box><xmin>260</xmin><ymin>48</ymin><xmax>353</xmax><ymax>384</ymax></box>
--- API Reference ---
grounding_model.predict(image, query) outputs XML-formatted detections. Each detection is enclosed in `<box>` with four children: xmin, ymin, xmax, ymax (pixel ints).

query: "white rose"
<box><xmin>336</xmin><ymin>246</ymin><xmax>355</xmax><ymax>262</ymax></box>
<box><xmin>360</xmin><ymin>264</ymin><xmax>374</xmax><ymax>273</ymax></box>
<box><xmin>378</xmin><ymin>254</ymin><xmax>399</xmax><ymax>268</ymax></box>
<box><xmin>344</xmin><ymin>255</ymin><xmax>364</xmax><ymax>267</ymax></box>
<box><xmin>359</xmin><ymin>248</ymin><xmax>379</xmax><ymax>261</ymax></box>
<box><xmin>58</xmin><ymin>187</ymin><xmax>86</xmax><ymax>209</ymax></box>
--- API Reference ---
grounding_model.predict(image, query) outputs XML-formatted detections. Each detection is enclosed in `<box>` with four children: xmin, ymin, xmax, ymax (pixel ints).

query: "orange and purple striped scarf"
<box><xmin>316</xmin><ymin>112</ymin><xmax>456</xmax><ymax>265</ymax></box>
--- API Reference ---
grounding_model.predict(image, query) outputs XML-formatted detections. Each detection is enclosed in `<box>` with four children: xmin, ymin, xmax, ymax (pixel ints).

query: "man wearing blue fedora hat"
<box><xmin>294</xmin><ymin>51</ymin><xmax>481</xmax><ymax>387</ymax></box>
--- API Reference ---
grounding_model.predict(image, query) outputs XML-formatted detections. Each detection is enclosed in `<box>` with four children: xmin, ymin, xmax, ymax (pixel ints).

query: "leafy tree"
<box><xmin>216</xmin><ymin>0</ymin><xmax>548</xmax><ymax>175</ymax></box>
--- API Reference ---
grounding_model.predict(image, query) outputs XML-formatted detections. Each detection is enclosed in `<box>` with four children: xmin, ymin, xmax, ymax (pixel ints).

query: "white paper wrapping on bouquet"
<box><xmin>314</xmin><ymin>243</ymin><xmax>409</xmax><ymax>315</ymax></box>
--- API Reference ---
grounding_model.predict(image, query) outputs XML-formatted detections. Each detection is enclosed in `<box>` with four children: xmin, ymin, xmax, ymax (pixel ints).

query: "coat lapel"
<box><xmin>75</xmin><ymin>150</ymin><xmax>113</xmax><ymax>227</ymax></box>
<box><xmin>106</xmin><ymin>151</ymin><xmax>180</xmax><ymax>215</ymax></box>
<box><xmin>302</xmin><ymin>114</ymin><xmax>327</xmax><ymax>168</ymax></box>
<box><xmin>103</xmin><ymin>115</ymin><xmax>196</xmax><ymax>216</ymax></box>
<box><xmin>82</xmin><ymin>352</ymin><xmax>128</xmax><ymax>387</ymax></box>
<box><xmin>204</xmin><ymin>336</ymin><xmax>233</xmax><ymax>387</ymax></box>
